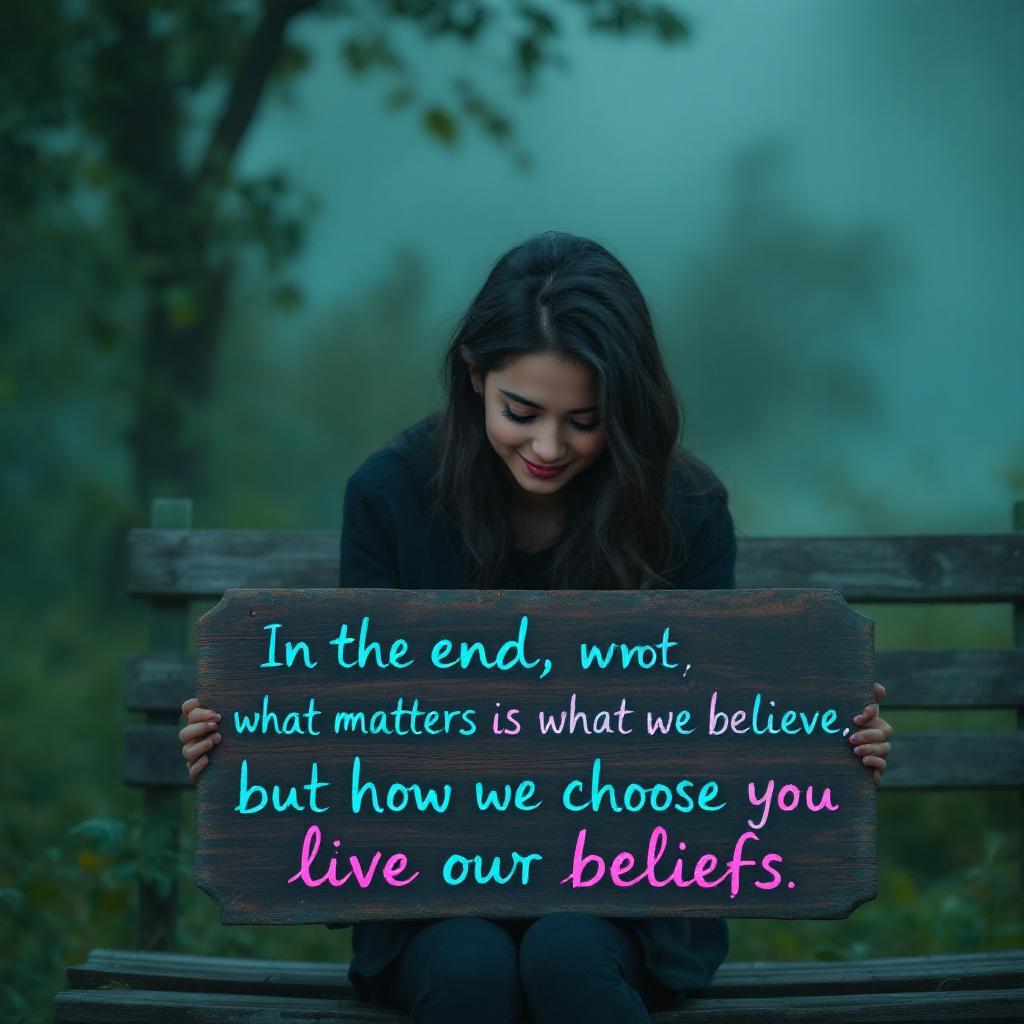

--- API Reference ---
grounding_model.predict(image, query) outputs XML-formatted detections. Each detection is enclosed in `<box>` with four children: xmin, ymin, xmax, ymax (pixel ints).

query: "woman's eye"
<box><xmin>570</xmin><ymin>419</ymin><xmax>602</xmax><ymax>433</ymax></box>
<box><xmin>502</xmin><ymin>404</ymin><xmax>536</xmax><ymax>424</ymax></box>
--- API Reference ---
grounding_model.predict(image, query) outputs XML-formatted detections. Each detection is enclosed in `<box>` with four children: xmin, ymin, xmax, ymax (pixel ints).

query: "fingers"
<box><xmin>853</xmin><ymin>741</ymin><xmax>891</xmax><ymax>759</ymax></box>
<box><xmin>850</xmin><ymin>695</ymin><xmax>891</xmax><ymax>784</ymax></box>
<box><xmin>180</xmin><ymin>702</ymin><xmax>221</xmax><ymax>784</ymax></box>
<box><xmin>183</xmin><ymin>732</ymin><xmax>221</xmax><ymax>774</ymax></box>
<box><xmin>179</xmin><ymin>698</ymin><xmax>221</xmax><ymax>783</ymax></box>
<box><xmin>181</xmin><ymin>698</ymin><xmax>222</xmax><ymax>726</ymax></box>
<box><xmin>179</xmin><ymin>715</ymin><xmax>221</xmax><ymax>746</ymax></box>
<box><xmin>850</xmin><ymin>726</ymin><xmax>891</xmax><ymax>747</ymax></box>
<box><xmin>853</xmin><ymin>704</ymin><xmax>878</xmax><ymax>725</ymax></box>
<box><xmin>189</xmin><ymin>754</ymin><xmax>209</xmax><ymax>784</ymax></box>
<box><xmin>183</xmin><ymin>731</ymin><xmax>220</xmax><ymax>759</ymax></box>
<box><xmin>852</xmin><ymin>717</ymin><xmax>893</xmax><ymax>742</ymax></box>
<box><xmin>861</xmin><ymin>753</ymin><xmax>887</xmax><ymax>780</ymax></box>
<box><xmin>850</xmin><ymin>714</ymin><xmax>893</xmax><ymax>740</ymax></box>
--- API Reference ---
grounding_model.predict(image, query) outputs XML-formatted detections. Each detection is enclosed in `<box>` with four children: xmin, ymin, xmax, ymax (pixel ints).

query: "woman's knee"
<box><xmin>395</xmin><ymin>918</ymin><xmax>522</xmax><ymax>1024</ymax></box>
<box><xmin>521</xmin><ymin>913</ymin><xmax>635</xmax><ymax>984</ymax></box>
<box><xmin>520</xmin><ymin>913</ymin><xmax>651</xmax><ymax>1024</ymax></box>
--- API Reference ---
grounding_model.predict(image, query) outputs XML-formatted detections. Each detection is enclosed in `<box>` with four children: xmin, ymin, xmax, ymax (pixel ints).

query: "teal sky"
<box><xmin>239</xmin><ymin>0</ymin><xmax>1023</xmax><ymax>534</ymax></box>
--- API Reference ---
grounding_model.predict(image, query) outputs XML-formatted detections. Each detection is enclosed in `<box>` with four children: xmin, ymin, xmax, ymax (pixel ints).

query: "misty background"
<box><xmin>1</xmin><ymin>1</ymin><xmax>1022</xmax><ymax>1020</ymax></box>
<box><xmin>235</xmin><ymin>0</ymin><xmax>1023</xmax><ymax>535</ymax></box>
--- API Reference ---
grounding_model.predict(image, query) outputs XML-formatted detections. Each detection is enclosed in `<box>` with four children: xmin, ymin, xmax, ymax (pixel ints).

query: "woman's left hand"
<box><xmin>850</xmin><ymin>682</ymin><xmax>892</xmax><ymax>785</ymax></box>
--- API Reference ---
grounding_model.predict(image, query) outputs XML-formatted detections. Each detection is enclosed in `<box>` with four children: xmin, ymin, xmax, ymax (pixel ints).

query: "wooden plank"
<box><xmin>126</xmin><ymin>529</ymin><xmax>1024</xmax><ymax>602</ymax></box>
<box><xmin>66</xmin><ymin>948</ymin><xmax>1024</xmax><ymax>998</ymax></box>
<box><xmin>52</xmin><ymin>986</ymin><xmax>1024</xmax><ymax>1023</ymax></box>
<box><xmin>709</xmin><ymin>949</ymin><xmax>1024</xmax><ymax>996</ymax></box>
<box><xmin>127</xmin><ymin>529</ymin><xmax>340</xmax><ymax>597</ymax></box>
<box><xmin>659</xmin><ymin>989</ymin><xmax>1024</xmax><ymax>1023</ymax></box>
<box><xmin>68</xmin><ymin>949</ymin><xmax>354</xmax><ymax>998</ymax></box>
<box><xmin>879</xmin><ymin>731</ymin><xmax>1024</xmax><ymax>789</ymax></box>
<box><xmin>127</xmin><ymin>653</ymin><xmax>196</xmax><ymax>713</ymax></box>
<box><xmin>124</xmin><ymin>726</ymin><xmax>190</xmax><ymax>787</ymax></box>
<box><xmin>53</xmin><ymin>989</ymin><xmax>403</xmax><ymax>1023</ymax></box>
<box><xmin>735</xmin><ymin>534</ymin><xmax>1024</xmax><ymax>603</ymax></box>
<box><xmin>195</xmin><ymin>589</ymin><xmax>877</xmax><ymax>924</ymax></box>
<box><xmin>878</xmin><ymin>649</ymin><xmax>1024</xmax><ymax>708</ymax></box>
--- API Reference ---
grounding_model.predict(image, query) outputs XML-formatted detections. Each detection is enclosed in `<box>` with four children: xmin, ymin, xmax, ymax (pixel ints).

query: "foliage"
<box><xmin>2</xmin><ymin>0</ymin><xmax>689</xmax><ymax>505</ymax></box>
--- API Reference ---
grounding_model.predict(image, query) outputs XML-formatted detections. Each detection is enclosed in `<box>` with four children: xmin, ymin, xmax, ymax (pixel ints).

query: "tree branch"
<box><xmin>199</xmin><ymin>0</ymin><xmax>322</xmax><ymax>183</ymax></box>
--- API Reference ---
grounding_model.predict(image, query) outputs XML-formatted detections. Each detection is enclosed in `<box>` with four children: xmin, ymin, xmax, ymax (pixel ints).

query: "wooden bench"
<box><xmin>53</xmin><ymin>498</ymin><xmax>1024</xmax><ymax>1022</ymax></box>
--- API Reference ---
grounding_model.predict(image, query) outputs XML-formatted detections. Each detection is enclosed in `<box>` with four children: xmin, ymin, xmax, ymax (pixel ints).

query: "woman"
<box><xmin>181</xmin><ymin>232</ymin><xmax>892</xmax><ymax>1024</ymax></box>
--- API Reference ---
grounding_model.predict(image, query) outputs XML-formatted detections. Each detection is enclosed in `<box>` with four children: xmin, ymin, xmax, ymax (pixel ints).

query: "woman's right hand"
<box><xmin>179</xmin><ymin>698</ymin><xmax>221</xmax><ymax>783</ymax></box>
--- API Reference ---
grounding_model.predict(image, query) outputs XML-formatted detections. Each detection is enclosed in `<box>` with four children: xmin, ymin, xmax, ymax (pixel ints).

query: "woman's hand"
<box><xmin>850</xmin><ymin>682</ymin><xmax>892</xmax><ymax>785</ymax></box>
<box><xmin>179</xmin><ymin>698</ymin><xmax>221</xmax><ymax>783</ymax></box>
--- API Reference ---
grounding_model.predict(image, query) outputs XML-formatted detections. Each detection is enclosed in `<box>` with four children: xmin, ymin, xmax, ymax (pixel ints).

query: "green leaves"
<box><xmin>515</xmin><ymin>5</ymin><xmax>561</xmax><ymax>79</ymax></box>
<box><xmin>333</xmin><ymin>0</ymin><xmax>688</xmax><ymax>157</ymax></box>
<box><xmin>570</xmin><ymin>0</ymin><xmax>689</xmax><ymax>40</ymax></box>
<box><xmin>424</xmin><ymin>105</ymin><xmax>459</xmax><ymax>143</ymax></box>
<box><xmin>342</xmin><ymin>32</ymin><xmax>404</xmax><ymax>74</ymax></box>
<box><xmin>2</xmin><ymin>0</ymin><xmax>693</xmax><ymax>505</ymax></box>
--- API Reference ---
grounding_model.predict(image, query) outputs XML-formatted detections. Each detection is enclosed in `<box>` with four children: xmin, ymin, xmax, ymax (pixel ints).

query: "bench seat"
<box><xmin>54</xmin><ymin>948</ymin><xmax>1024</xmax><ymax>1022</ymax></box>
<box><xmin>57</xmin><ymin>513</ymin><xmax>1020</xmax><ymax>1022</ymax></box>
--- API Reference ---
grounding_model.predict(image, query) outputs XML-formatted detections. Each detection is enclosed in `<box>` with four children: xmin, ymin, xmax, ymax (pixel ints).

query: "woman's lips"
<box><xmin>519</xmin><ymin>453</ymin><xmax>569</xmax><ymax>479</ymax></box>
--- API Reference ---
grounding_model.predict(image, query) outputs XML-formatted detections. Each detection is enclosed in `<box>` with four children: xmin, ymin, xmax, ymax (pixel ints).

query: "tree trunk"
<box><xmin>128</xmin><ymin>264</ymin><xmax>228</xmax><ymax>503</ymax></box>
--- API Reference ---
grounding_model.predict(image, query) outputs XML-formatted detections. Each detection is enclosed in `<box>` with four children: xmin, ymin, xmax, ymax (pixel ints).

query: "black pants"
<box><xmin>367</xmin><ymin>912</ymin><xmax>671</xmax><ymax>1024</ymax></box>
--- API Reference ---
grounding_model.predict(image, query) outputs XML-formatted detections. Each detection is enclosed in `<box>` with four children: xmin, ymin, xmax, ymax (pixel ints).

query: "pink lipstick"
<box><xmin>519</xmin><ymin>454</ymin><xmax>569</xmax><ymax>479</ymax></box>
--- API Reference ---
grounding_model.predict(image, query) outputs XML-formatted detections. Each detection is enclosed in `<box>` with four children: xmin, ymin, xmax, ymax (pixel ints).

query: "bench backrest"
<box><xmin>124</xmin><ymin>499</ymin><xmax>1024</xmax><ymax>947</ymax></box>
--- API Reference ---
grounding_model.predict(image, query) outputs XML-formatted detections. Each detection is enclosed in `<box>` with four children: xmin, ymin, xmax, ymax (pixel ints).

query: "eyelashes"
<box><xmin>501</xmin><ymin>404</ymin><xmax>601</xmax><ymax>433</ymax></box>
<box><xmin>501</xmin><ymin>405</ymin><xmax>534</xmax><ymax>425</ymax></box>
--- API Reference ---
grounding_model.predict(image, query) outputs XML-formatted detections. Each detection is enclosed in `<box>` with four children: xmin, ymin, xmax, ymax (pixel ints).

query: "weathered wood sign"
<box><xmin>195</xmin><ymin>589</ymin><xmax>876</xmax><ymax>924</ymax></box>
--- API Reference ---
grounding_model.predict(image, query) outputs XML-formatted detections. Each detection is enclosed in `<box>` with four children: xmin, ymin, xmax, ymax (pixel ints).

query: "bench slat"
<box><xmin>710</xmin><ymin>949</ymin><xmax>1024</xmax><ymax>996</ymax></box>
<box><xmin>67</xmin><ymin>948</ymin><xmax>1024</xmax><ymax>999</ymax></box>
<box><xmin>736</xmin><ymin>534</ymin><xmax>1024</xmax><ymax>602</ymax></box>
<box><xmin>127</xmin><ymin>653</ymin><xmax>196</xmax><ymax>713</ymax></box>
<box><xmin>878</xmin><ymin>649</ymin><xmax>1024</xmax><ymax>708</ymax></box>
<box><xmin>879</xmin><ymin>731</ymin><xmax>1024</xmax><ymax>788</ymax></box>
<box><xmin>52</xmin><ymin>985</ymin><xmax>1024</xmax><ymax>1023</ymax></box>
<box><xmin>659</xmin><ymin>989</ymin><xmax>1024</xmax><ymax>1022</ymax></box>
<box><xmin>122</xmin><ymin>724</ymin><xmax>1024</xmax><ymax>790</ymax></box>
<box><xmin>68</xmin><ymin>949</ymin><xmax>353</xmax><ymax>998</ymax></box>
<box><xmin>53</xmin><ymin>989</ymin><xmax>402</xmax><ymax>1023</ymax></box>
<box><xmin>128</xmin><ymin>529</ymin><xmax>340</xmax><ymax>596</ymax></box>
<box><xmin>124</xmin><ymin>726</ymin><xmax>190</xmax><ymax>787</ymax></box>
<box><xmin>127</xmin><ymin>529</ymin><xmax>1024</xmax><ymax>602</ymax></box>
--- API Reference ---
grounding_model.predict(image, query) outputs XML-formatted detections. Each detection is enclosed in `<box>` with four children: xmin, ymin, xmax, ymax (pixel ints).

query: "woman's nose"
<box><xmin>532</xmin><ymin>425</ymin><xmax>565</xmax><ymax>462</ymax></box>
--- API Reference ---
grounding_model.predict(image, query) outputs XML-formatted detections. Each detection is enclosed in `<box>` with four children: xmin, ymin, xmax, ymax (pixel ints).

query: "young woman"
<box><xmin>180</xmin><ymin>232</ymin><xmax>892</xmax><ymax>1024</ymax></box>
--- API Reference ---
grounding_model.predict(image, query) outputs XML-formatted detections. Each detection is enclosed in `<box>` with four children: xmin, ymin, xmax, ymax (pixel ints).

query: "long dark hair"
<box><xmin>437</xmin><ymin>232</ymin><xmax>722</xmax><ymax>589</ymax></box>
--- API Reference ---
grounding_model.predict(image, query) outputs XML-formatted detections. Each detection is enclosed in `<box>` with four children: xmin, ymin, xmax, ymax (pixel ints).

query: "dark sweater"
<box><xmin>339</xmin><ymin>417</ymin><xmax>734</xmax><ymax>996</ymax></box>
<box><xmin>341</xmin><ymin>418</ymin><xmax>737</xmax><ymax>592</ymax></box>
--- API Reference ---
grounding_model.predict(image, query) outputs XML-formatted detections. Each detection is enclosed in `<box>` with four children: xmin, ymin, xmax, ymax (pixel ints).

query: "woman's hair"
<box><xmin>436</xmin><ymin>231</ymin><xmax>722</xmax><ymax>589</ymax></box>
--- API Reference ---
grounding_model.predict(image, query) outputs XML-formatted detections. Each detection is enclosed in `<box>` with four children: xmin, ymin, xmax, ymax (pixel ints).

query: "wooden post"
<box><xmin>1015</xmin><ymin>500</ymin><xmax>1024</xmax><ymax>914</ymax></box>
<box><xmin>137</xmin><ymin>498</ymin><xmax>192</xmax><ymax>951</ymax></box>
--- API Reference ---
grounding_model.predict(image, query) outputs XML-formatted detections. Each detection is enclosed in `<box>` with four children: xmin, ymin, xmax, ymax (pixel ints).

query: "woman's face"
<box><xmin>468</xmin><ymin>351</ymin><xmax>606</xmax><ymax>496</ymax></box>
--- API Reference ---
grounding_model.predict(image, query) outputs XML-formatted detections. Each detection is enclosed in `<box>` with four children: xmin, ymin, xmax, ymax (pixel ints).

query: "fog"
<box><xmin>237</xmin><ymin>0</ymin><xmax>1023</xmax><ymax>534</ymax></box>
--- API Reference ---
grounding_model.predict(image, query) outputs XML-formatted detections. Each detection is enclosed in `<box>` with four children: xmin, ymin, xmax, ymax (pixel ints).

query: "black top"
<box><xmin>339</xmin><ymin>416</ymin><xmax>734</xmax><ymax>996</ymax></box>
<box><xmin>341</xmin><ymin>417</ymin><xmax>736</xmax><ymax>592</ymax></box>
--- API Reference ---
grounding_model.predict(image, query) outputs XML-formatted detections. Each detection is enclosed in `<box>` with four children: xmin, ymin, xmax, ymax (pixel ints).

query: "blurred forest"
<box><xmin>1</xmin><ymin>2</ymin><xmax>1022</xmax><ymax>1023</ymax></box>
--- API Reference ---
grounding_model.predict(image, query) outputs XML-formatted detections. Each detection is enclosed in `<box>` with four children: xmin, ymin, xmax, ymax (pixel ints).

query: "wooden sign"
<box><xmin>195</xmin><ymin>589</ymin><xmax>876</xmax><ymax>923</ymax></box>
